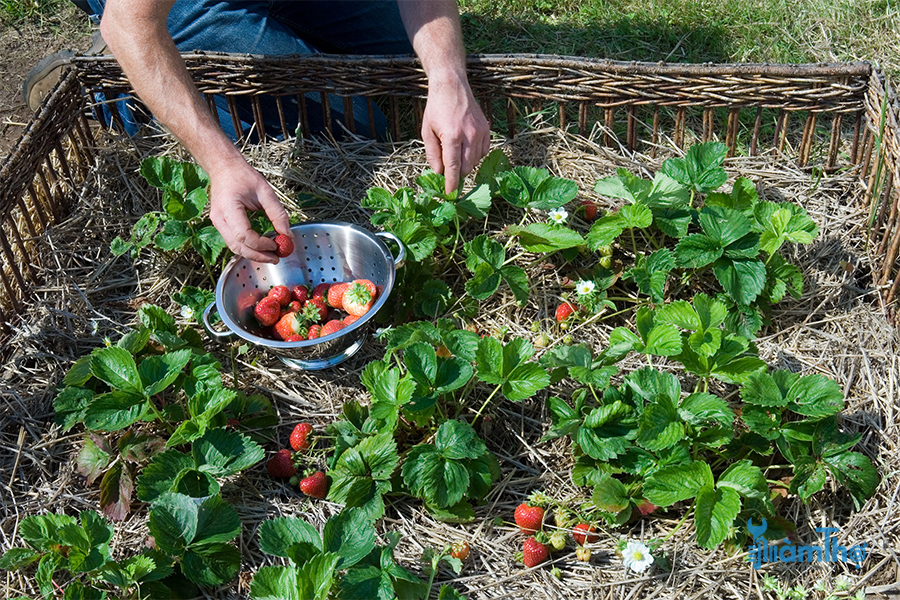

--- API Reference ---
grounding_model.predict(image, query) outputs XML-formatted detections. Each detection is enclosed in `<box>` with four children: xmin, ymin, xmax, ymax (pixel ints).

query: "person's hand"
<box><xmin>421</xmin><ymin>72</ymin><xmax>490</xmax><ymax>195</ymax></box>
<box><xmin>207</xmin><ymin>159</ymin><xmax>293</xmax><ymax>264</ymax></box>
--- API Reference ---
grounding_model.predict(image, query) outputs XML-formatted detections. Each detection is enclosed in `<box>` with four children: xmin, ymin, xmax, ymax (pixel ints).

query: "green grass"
<box><xmin>0</xmin><ymin>0</ymin><xmax>70</xmax><ymax>24</ymax></box>
<box><xmin>459</xmin><ymin>0</ymin><xmax>900</xmax><ymax>76</ymax></box>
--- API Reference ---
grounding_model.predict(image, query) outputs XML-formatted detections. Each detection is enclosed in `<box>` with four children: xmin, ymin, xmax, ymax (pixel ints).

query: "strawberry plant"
<box><xmin>249</xmin><ymin>510</ymin><xmax>426</xmax><ymax>600</ymax></box>
<box><xmin>111</xmin><ymin>157</ymin><xmax>227</xmax><ymax>283</ymax></box>
<box><xmin>0</xmin><ymin>510</ymin><xmax>196</xmax><ymax>599</ymax></box>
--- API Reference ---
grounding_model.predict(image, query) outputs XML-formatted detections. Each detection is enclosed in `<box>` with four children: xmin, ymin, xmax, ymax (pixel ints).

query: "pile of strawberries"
<box><xmin>252</xmin><ymin>278</ymin><xmax>379</xmax><ymax>342</ymax></box>
<box><xmin>266</xmin><ymin>422</ymin><xmax>329</xmax><ymax>499</ymax></box>
<box><xmin>513</xmin><ymin>494</ymin><xmax>600</xmax><ymax>567</ymax></box>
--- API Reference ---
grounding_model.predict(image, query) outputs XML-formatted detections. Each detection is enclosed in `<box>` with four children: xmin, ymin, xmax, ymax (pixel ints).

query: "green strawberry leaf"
<box><xmin>694</xmin><ymin>484</ymin><xmax>741</xmax><ymax>549</ymax></box>
<box><xmin>591</xmin><ymin>472</ymin><xmax>631</xmax><ymax>513</ymax></box>
<box><xmin>506</xmin><ymin>223</ymin><xmax>586</xmax><ymax>252</ymax></box>
<box><xmin>626</xmin><ymin>248</ymin><xmax>675</xmax><ymax>303</ymax></box>
<box><xmin>90</xmin><ymin>347</ymin><xmax>143</xmax><ymax>396</ymax></box>
<box><xmin>643</xmin><ymin>461</ymin><xmax>714</xmax><ymax>506</ymax></box>
<box><xmin>323</xmin><ymin>509</ymin><xmax>376</xmax><ymax>570</ymax></box>
<box><xmin>661</xmin><ymin>142</ymin><xmax>727</xmax><ymax>193</ymax></box>
<box><xmin>712</xmin><ymin>257</ymin><xmax>767</xmax><ymax>306</ymax></box>
<box><xmin>258</xmin><ymin>516</ymin><xmax>322</xmax><ymax>559</ymax></box>
<box><xmin>823</xmin><ymin>451</ymin><xmax>879</xmax><ymax>509</ymax></box>
<box><xmin>193</xmin><ymin>428</ymin><xmax>264</xmax><ymax>477</ymax></box>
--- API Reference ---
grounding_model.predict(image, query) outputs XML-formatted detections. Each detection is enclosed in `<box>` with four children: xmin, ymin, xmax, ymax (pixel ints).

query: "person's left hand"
<box><xmin>421</xmin><ymin>72</ymin><xmax>490</xmax><ymax>195</ymax></box>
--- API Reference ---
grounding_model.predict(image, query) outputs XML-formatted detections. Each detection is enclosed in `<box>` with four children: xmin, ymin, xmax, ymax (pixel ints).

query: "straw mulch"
<box><xmin>0</xmin><ymin>118</ymin><xmax>898</xmax><ymax>600</ymax></box>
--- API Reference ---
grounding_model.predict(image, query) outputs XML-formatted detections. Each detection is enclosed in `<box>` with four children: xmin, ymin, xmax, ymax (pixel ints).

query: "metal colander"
<box><xmin>202</xmin><ymin>221</ymin><xmax>404</xmax><ymax>370</ymax></box>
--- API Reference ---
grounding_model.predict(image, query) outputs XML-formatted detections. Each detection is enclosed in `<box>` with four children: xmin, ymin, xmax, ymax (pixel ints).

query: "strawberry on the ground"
<box><xmin>266</xmin><ymin>449</ymin><xmax>296</xmax><ymax>478</ymax></box>
<box><xmin>275</xmin><ymin>312</ymin><xmax>307</xmax><ymax>341</ymax></box>
<box><xmin>289</xmin><ymin>423</ymin><xmax>314</xmax><ymax>452</ymax></box>
<box><xmin>299</xmin><ymin>471</ymin><xmax>328</xmax><ymax>498</ymax></box>
<box><xmin>303</xmin><ymin>298</ymin><xmax>328</xmax><ymax>321</ymax></box>
<box><xmin>450</xmin><ymin>541</ymin><xmax>470</xmax><ymax>561</ymax></box>
<box><xmin>575</xmin><ymin>546</ymin><xmax>591</xmax><ymax>562</ymax></box>
<box><xmin>327</xmin><ymin>282</ymin><xmax>350</xmax><ymax>310</ymax></box>
<box><xmin>514</xmin><ymin>503</ymin><xmax>545</xmax><ymax>533</ymax></box>
<box><xmin>307</xmin><ymin>324</ymin><xmax>321</xmax><ymax>340</ymax></box>
<box><xmin>555</xmin><ymin>301</ymin><xmax>577</xmax><ymax>322</ymax></box>
<box><xmin>342</xmin><ymin>281</ymin><xmax>374</xmax><ymax>317</ymax></box>
<box><xmin>254</xmin><ymin>296</ymin><xmax>282</xmax><ymax>327</ymax></box>
<box><xmin>274</xmin><ymin>234</ymin><xmax>294</xmax><ymax>258</ymax></box>
<box><xmin>268</xmin><ymin>285</ymin><xmax>291</xmax><ymax>307</ymax></box>
<box><xmin>522</xmin><ymin>537</ymin><xmax>548</xmax><ymax>568</ymax></box>
<box><xmin>572</xmin><ymin>523</ymin><xmax>599</xmax><ymax>546</ymax></box>
<box><xmin>312</xmin><ymin>283</ymin><xmax>330</xmax><ymax>300</ymax></box>
<box><xmin>342</xmin><ymin>314</ymin><xmax>359</xmax><ymax>326</ymax></box>
<box><xmin>320</xmin><ymin>319</ymin><xmax>345</xmax><ymax>337</ymax></box>
<box><xmin>285</xmin><ymin>334</ymin><xmax>305</xmax><ymax>342</ymax></box>
<box><xmin>291</xmin><ymin>285</ymin><xmax>309</xmax><ymax>303</ymax></box>
<box><xmin>580</xmin><ymin>199</ymin><xmax>598</xmax><ymax>221</ymax></box>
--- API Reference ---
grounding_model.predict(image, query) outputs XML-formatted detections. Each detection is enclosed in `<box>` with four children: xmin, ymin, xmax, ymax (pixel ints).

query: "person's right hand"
<box><xmin>207</xmin><ymin>159</ymin><xmax>293</xmax><ymax>264</ymax></box>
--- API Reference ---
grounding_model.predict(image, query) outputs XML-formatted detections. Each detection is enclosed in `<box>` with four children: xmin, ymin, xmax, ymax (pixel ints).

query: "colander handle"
<box><xmin>375</xmin><ymin>231</ymin><xmax>406</xmax><ymax>267</ymax></box>
<box><xmin>201</xmin><ymin>301</ymin><xmax>235</xmax><ymax>342</ymax></box>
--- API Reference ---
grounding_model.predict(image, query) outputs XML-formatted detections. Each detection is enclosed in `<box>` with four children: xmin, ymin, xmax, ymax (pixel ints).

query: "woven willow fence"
<box><xmin>1</xmin><ymin>53</ymin><xmax>899</xmax><ymax>331</ymax></box>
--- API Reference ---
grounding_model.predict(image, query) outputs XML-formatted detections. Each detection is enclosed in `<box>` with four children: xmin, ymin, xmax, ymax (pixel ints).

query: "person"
<box><xmin>38</xmin><ymin>1</ymin><xmax>491</xmax><ymax>263</ymax></box>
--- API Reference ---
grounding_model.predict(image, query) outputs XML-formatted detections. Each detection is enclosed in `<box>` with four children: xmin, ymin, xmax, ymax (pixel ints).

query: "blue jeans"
<box><xmin>83</xmin><ymin>1</ymin><xmax>413</xmax><ymax>139</ymax></box>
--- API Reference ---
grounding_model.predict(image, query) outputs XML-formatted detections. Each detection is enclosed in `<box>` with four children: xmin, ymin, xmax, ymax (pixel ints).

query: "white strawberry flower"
<box><xmin>622</xmin><ymin>540</ymin><xmax>653</xmax><ymax>573</ymax></box>
<box><xmin>575</xmin><ymin>280</ymin><xmax>596</xmax><ymax>296</ymax></box>
<box><xmin>548</xmin><ymin>207</ymin><xmax>568</xmax><ymax>223</ymax></box>
<box><xmin>180</xmin><ymin>305</ymin><xmax>194</xmax><ymax>320</ymax></box>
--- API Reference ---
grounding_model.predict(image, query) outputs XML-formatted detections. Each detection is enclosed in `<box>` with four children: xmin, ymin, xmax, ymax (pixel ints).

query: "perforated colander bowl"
<box><xmin>202</xmin><ymin>222</ymin><xmax>404</xmax><ymax>370</ymax></box>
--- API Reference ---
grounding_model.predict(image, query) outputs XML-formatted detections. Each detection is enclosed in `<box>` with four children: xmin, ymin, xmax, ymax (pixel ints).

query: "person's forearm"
<box><xmin>100</xmin><ymin>0</ymin><xmax>244</xmax><ymax>176</ymax></box>
<box><xmin>396</xmin><ymin>0</ymin><xmax>468</xmax><ymax>85</ymax></box>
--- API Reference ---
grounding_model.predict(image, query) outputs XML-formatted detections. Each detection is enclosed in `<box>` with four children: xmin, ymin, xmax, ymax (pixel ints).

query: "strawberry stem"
<box><xmin>471</xmin><ymin>384</ymin><xmax>502</xmax><ymax>425</ymax></box>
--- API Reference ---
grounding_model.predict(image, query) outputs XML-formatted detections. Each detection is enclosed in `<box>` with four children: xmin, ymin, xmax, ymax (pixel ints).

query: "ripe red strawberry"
<box><xmin>289</xmin><ymin>423</ymin><xmax>314</xmax><ymax>452</ymax></box>
<box><xmin>450</xmin><ymin>541</ymin><xmax>470</xmax><ymax>561</ymax></box>
<box><xmin>307</xmin><ymin>324</ymin><xmax>321</xmax><ymax>340</ymax></box>
<box><xmin>514</xmin><ymin>503</ymin><xmax>545</xmax><ymax>533</ymax></box>
<box><xmin>555</xmin><ymin>301</ymin><xmax>577</xmax><ymax>322</ymax></box>
<box><xmin>572</xmin><ymin>523</ymin><xmax>599</xmax><ymax>546</ymax></box>
<box><xmin>304</xmin><ymin>298</ymin><xmax>328</xmax><ymax>321</ymax></box>
<box><xmin>522</xmin><ymin>537</ymin><xmax>548</xmax><ymax>568</ymax></box>
<box><xmin>274</xmin><ymin>234</ymin><xmax>294</xmax><ymax>257</ymax></box>
<box><xmin>291</xmin><ymin>285</ymin><xmax>309</xmax><ymax>303</ymax></box>
<box><xmin>266</xmin><ymin>449</ymin><xmax>296</xmax><ymax>478</ymax></box>
<box><xmin>343</xmin><ymin>314</ymin><xmax>359</xmax><ymax>326</ymax></box>
<box><xmin>299</xmin><ymin>471</ymin><xmax>328</xmax><ymax>498</ymax></box>
<box><xmin>268</xmin><ymin>285</ymin><xmax>291</xmax><ymax>307</ymax></box>
<box><xmin>343</xmin><ymin>282</ymin><xmax>374</xmax><ymax>317</ymax></box>
<box><xmin>254</xmin><ymin>296</ymin><xmax>281</xmax><ymax>327</ymax></box>
<box><xmin>580</xmin><ymin>199</ymin><xmax>598</xmax><ymax>221</ymax></box>
<box><xmin>285</xmin><ymin>334</ymin><xmax>305</xmax><ymax>342</ymax></box>
<box><xmin>312</xmin><ymin>283</ymin><xmax>330</xmax><ymax>300</ymax></box>
<box><xmin>320</xmin><ymin>319</ymin><xmax>345</xmax><ymax>337</ymax></box>
<box><xmin>275</xmin><ymin>312</ymin><xmax>306</xmax><ymax>341</ymax></box>
<box><xmin>327</xmin><ymin>282</ymin><xmax>350</xmax><ymax>310</ymax></box>
<box><xmin>286</xmin><ymin>300</ymin><xmax>302</xmax><ymax>313</ymax></box>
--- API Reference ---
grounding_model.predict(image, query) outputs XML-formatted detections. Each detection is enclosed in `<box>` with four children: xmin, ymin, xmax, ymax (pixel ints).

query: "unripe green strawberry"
<box><xmin>597</xmin><ymin>244</ymin><xmax>613</xmax><ymax>257</ymax></box>
<box><xmin>599</xmin><ymin>256</ymin><xmax>612</xmax><ymax>269</ymax></box>
<box><xmin>530</xmin><ymin>320</ymin><xmax>541</xmax><ymax>333</ymax></box>
<box><xmin>576</xmin><ymin>546</ymin><xmax>591</xmax><ymax>562</ymax></box>
<box><xmin>549</xmin><ymin>530</ymin><xmax>567</xmax><ymax>551</ymax></box>
<box><xmin>553</xmin><ymin>507</ymin><xmax>572</xmax><ymax>529</ymax></box>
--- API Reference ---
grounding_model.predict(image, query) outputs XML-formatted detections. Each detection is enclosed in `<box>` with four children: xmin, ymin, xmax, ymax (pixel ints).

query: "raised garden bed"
<box><xmin>0</xmin><ymin>55</ymin><xmax>897</xmax><ymax>599</ymax></box>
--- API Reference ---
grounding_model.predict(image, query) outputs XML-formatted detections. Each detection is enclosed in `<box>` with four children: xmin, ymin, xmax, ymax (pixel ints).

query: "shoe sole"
<box><xmin>22</xmin><ymin>49</ymin><xmax>75</xmax><ymax>111</ymax></box>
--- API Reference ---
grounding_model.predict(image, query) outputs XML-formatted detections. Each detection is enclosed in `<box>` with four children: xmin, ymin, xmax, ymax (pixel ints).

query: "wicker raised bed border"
<box><xmin>0</xmin><ymin>53</ymin><xmax>897</xmax><ymax>331</ymax></box>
